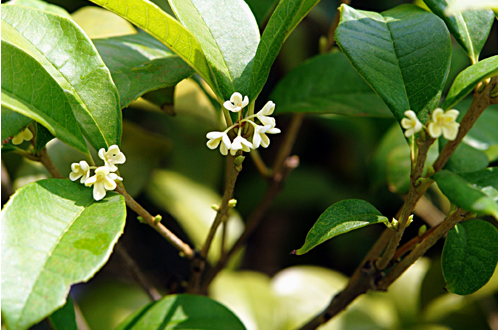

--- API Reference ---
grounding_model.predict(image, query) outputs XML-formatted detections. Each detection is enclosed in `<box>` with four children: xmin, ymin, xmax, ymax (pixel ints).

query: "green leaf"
<box><xmin>87</xmin><ymin>0</ymin><xmax>217</xmax><ymax>97</ymax></box>
<box><xmin>459</xmin><ymin>167</ymin><xmax>498</xmax><ymax>187</ymax></box>
<box><xmin>33</xmin><ymin>123</ymin><xmax>55</xmax><ymax>153</ymax></box>
<box><xmin>2</xmin><ymin>5</ymin><xmax>122</xmax><ymax>150</ymax></box>
<box><xmin>335</xmin><ymin>4</ymin><xmax>452</xmax><ymax>123</ymax></box>
<box><xmin>271</xmin><ymin>52</ymin><xmax>392</xmax><ymax>116</ymax></box>
<box><xmin>444</xmin><ymin>0</ymin><xmax>498</xmax><ymax>16</ymax></box>
<box><xmin>295</xmin><ymin>199</ymin><xmax>388</xmax><ymax>255</ymax></box>
<box><xmin>423</xmin><ymin>0</ymin><xmax>494</xmax><ymax>62</ymax></box>
<box><xmin>115</xmin><ymin>294</ymin><xmax>246</xmax><ymax>330</ymax></box>
<box><xmin>434</xmin><ymin>169</ymin><xmax>498</xmax><ymax>219</ymax></box>
<box><xmin>442</xmin><ymin>220</ymin><xmax>498</xmax><ymax>295</ymax></box>
<box><xmin>93</xmin><ymin>33</ymin><xmax>194</xmax><ymax>109</ymax></box>
<box><xmin>1</xmin><ymin>42</ymin><xmax>89</xmax><ymax>153</ymax></box>
<box><xmin>141</xmin><ymin>87</ymin><xmax>175</xmax><ymax>112</ymax></box>
<box><xmin>48</xmin><ymin>296</ymin><xmax>77</xmax><ymax>330</ymax></box>
<box><xmin>7</xmin><ymin>0</ymin><xmax>71</xmax><ymax>18</ymax></box>
<box><xmin>442</xmin><ymin>55</ymin><xmax>498</xmax><ymax>110</ymax></box>
<box><xmin>250</xmin><ymin>0</ymin><xmax>320</xmax><ymax>100</ymax></box>
<box><xmin>169</xmin><ymin>0</ymin><xmax>260</xmax><ymax>100</ymax></box>
<box><xmin>443</xmin><ymin>141</ymin><xmax>489</xmax><ymax>173</ymax></box>
<box><xmin>245</xmin><ymin>0</ymin><xmax>279</xmax><ymax>25</ymax></box>
<box><xmin>71</xmin><ymin>6</ymin><xmax>137</xmax><ymax>39</ymax></box>
<box><xmin>1</xmin><ymin>107</ymin><xmax>32</xmax><ymax>141</ymax></box>
<box><xmin>1</xmin><ymin>179</ymin><xmax>126</xmax><ymax>330</ymax></box>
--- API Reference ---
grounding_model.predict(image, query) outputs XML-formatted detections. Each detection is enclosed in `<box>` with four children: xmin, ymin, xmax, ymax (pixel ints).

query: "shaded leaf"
<box><xmin>169</xmin><ymin>0</ymin><xmax>260</xmax><ymax>100</ymax></box>
<box><xmin>1</xmin><ymin>179</ymin><xmax>126</xmax><ymax>330</ymax></box>
<box><xmin>1</xmin><ymin>42</ymin><xmax>89</xmax><ymax>153</ymax></box>
<box><xmin>442</xmin><ymin>220</ymin><xmax>498</xmax><ymax>294</ymax></box>
<box><xmin>2</xmin><ymin>5</ymin><xmax>122</xmax><ymax>150</ymax></box>
<box><xmin>443</xmin><ymin>141</ymin><xmax>489</xmax><ymax>173</ymax></box>
<box><xmin>335</xmin><ymin>4</ymin><xmax>452</xmax><ymax>123</ymax></box>
<box><xmin>250</xmin><ymin>0</ymin><xmax>320</xmax><ymax>100</ymax></box>
<box><xmin>33</xmin><ymin>123</ymin><xmax>54</xmax><ymax>153</ymax></box>
<box><xmin>424</xmin><ymin>0</ymin><xmax>494</xmax><ymax>62</ymax></box>
<box><xmin>141</xmin><ymin>87</ymin><xmax>175</xmax><ymax>112</ymax></box>
<box><xmin>442</xmin><ymin>55</ymin><xmax>498</xmax><ymax>110</ymax></box>
<box><xmin>115</xmin><ymin>294</ymin><xmax>246</xmax><ymax>330</ymax></box>
<box><xmin>296</xmin><ymin>199</ymin><xmax>388</xmax><ymax>255</ymax></box>
<box><xmin>93</xmin><ymin>33</ymin><xmax>194</xmax><ymax>109</ymax></box>
<box><xmin>1</xmin><ymin>108</ymin><xmax>32</xmax><ymax>142</ymax></box>
<box><xmin>72</xmin><ymin>6</ymin><xmax>137</xmax><ymax>39</ymax></box>
<box><xmin>434</xmin><ymin>169</ymin><xmax>498</xmax><ymax>219</ymax></box>
<box><xmin>245</xmin><ymin>0</ymin><xmax>279</xmax><ymax>25</ymax></box>
<box><xmin>271</xmin><ymin>52</ymin><xmax>391</xmax><ymax>117</ymax></box>
<box><xmin>48</xmin><ymin>296</ymin><xmax>77</xmax><ymax>330</ymax></box>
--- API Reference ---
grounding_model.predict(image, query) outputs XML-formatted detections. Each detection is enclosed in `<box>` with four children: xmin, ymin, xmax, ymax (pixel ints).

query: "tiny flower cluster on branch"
<box><xmin>11</xmin><ymin>128</ymin><xmax>33</xmax><ymax>145</ymax></box>
<box><xmin>206</xmin><ymin>92</ymin><xmax>281</xmax><ymax>156</ymax></box>
<box><xmin>69</xmin><ymin>145</ymin><xmax>125</xmax><ymax>201</ymax></box>
<box><xmin>401</xmin><ymin>108</ymin><xmax>460</xmax><ymax>141</ymax></box>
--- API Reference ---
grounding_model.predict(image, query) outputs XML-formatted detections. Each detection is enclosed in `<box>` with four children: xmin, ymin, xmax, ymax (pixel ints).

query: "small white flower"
<box><xmin>12</xmin><ymin>128</ymin><xmax>33</xmax><ymax>145</ymax></box>
<box><xmin>257</xmin><ymin>101</ymin><xmax>275</xmax><ymax>116</ymax></box>
<box><xmin>98</xmin><ymin>145</ymin><xmax>126</xmax><ymax>172</ymax></box>
<box><xmin>253</xmin><ymin>125</ymin><xmax>271</xmax><ymax>148</ymax></box>
<box><xmin>400</xmin><ymin>110</ymin><xmax>422</xmax><ymax>138</ymax></box>
<box><xmin>85</xmin><ymin>166</ymin><xmax>122</xmax><ymax>201</ymax></box>
<box><xmin>223</xmin><ymin>92</ymin><xmax>249</xmax><ymax>113</ymax></box>
<box><xmin>206</xmin><ymin>131</ymin><xmax>231</xmax><ymax>156</ymax></box>
<box><xmin>69</xmin><ymin>160</ymin><xmax>90</xmax><ymax>184</ymax></box>
<box><xmin>428</xmin><ymin>108</ymin><xmax>460</xmax><ymax>141</ymax></box>
<box><xmin>230</xmin><ymin>135</ymin><xmax>253</xmax><ymax>155</ymax></box>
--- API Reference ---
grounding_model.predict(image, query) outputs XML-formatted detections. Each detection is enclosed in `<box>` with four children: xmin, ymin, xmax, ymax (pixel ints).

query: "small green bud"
<box><xmin>406</xmin><ymin>214</ymin><xmax>414</xmax><ymax>227</ymax></box>
<box><xmin>318</xmin><ymin>35</ymin><xmax>328</xmax><ymax>54</ymax></box>
<box><xmin>418</xmin><ymin>224</ymin><xmax>427</xmax><ymax>237</ymax></box>
<box><xmin>228</xmin><ymin>199</ymin><xmax>237</xmax><ymax>208</ymax></box>
<box><xmin>137</xmin><ymin>216</ymin><xmax>147</xmax><ymax>224</ymax></box>
<box><xmin>387</xmin><ymin>218</ymin><xmax>399</xmax><ymax>231</ymax></box>
<box><xmin>154</xmin><ymin>214</ymin><xmax>162</xmax><ymax>224</ymax></box>
<box><xmin>211</xmin><ymin>204</ymin><xmax>220</xmax><ymax>211</ymax></box>
<box><xmin>234</xmin><ymin>155</ymin><xmax>245</xmax><ymax>171</ymax></box>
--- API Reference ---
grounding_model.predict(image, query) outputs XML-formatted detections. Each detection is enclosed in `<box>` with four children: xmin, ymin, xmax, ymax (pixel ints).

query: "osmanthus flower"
<box><xmin>99</xmin><ymin>145</ymin><xmax>126</xmax><ymax>172</ymax></box>
<box><xmin>85</xmin><ymin>166</ymin><xmax>123</xmax><ymax>201</ymax></box>
<box><xmin>401</xmin><ymin>110</ymin><xmax>422</xmax><ymax>138</ymax></box>
<box><xmin>230</xmin><ymin>135</ymin><xmax>253</xmax><ymax>155</ymax></box>
<box><xmin>223</xmin><ymin>92</ymin><xmax>249</xmax><ymax>113</ymax></box>
<box><xmin>252</xmin><ymin>125</ymin><xmax>271</xmax><ymax>148</ymax></box>
<box><xmin>428</xmin><ymin>108</ymin><xmax>460</xmax><ymax>141</ymax></box>
<box><xmin>69</xmin><ymin>160</ymin><xmax>90</xmax><ymax>183</ymax></box>
<box><xmin>12</xmin><ymin>128</ymin><xmax>33</xmax><ymax>145</ymax></box>
<box><xmin>206</xmin><ymin>131</ymin><xmax>231</xmax><ymax>155</ymax></box>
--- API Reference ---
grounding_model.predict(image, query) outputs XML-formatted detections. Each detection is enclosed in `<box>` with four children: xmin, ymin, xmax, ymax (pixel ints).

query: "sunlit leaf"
<box><xmin>1</xmin><ymin>179</ymin><xmax>126</xmax><ymax>330</ymax></box>
<box><xmin>72</xmin><ymin>6</ymin><xmax>137</xmax><ymax>39</ymax></box>
<box><xmin>7</xmin><ymin>0</ymin><xmax>71</xmax><ymax>17</ymax></box>
<box><xmin>444</xmin><ymin>0</ymin><xmax>498</xmax><ymax>15</ymax></box>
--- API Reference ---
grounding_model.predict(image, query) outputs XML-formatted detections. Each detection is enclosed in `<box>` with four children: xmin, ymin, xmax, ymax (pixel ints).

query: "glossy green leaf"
<box><xmin>71</xmin><ymin>6</ymin><xmax>137</xmax><ymax>39</ymax></box>
<box><xmin>434</xmin><ymin>169</ymin><xmax>498</xmax><ymax>219</ymax></box>
<box><xmin>250</xmin><ymin>0</ymin><xmax>320</xmax><ymax>100</ymax></box>
<box><xmin>1</xmin><ymin>42</ymin><xmax>89</xmax><ymax>153</ymax></box>
<box><xmin>424</xmin><ymin>0</ymin><xmax>494</xmax><ymax>62</ymax></box>
<box><xmin>335</xmin><ymin>4</ymin><xmax>452</xmax><ymax>123</ymax></box>
<box><xmin>48</xmin><ymin>296</ymin><xmax>77</xmax><ymax>330</ymax></box>
<box><xmin>169</xmin><ymin>0</ymin><xmax>260</xmax><ymax>100</ymax></box>
<box><xmin>245</xmin><ymin>0</ymin><xmax>279</xmax><ymax>24</ymax></box>
<box><xmin>87</xmin><ymin>0</ymin><xmax>217</xmax><ymax>96</ymax></box>
<box><xmin>442</xmin><ymin>55</ymin><xmax>498</xmax><ymax>110</ymax></box>
<box><xmin>1</xmin><ymin>179</ymin><xmax>126</xmax><ymax>330</ymax></box>
<box><xmin>33</xmin><ymin>123</ymin><xmax>54</xmax><ymax>153</ymax></box>
<box><xmin>93</xmin><ymin>33</ymin><xmax>194</xmax><ymax>109</ymax></box>
<box><xmin>141</xmin><ymin>87</ymin><xmax>175</xmax><ymax>112</ymax></box>
<box><xmin>2</xmin><ymin>5</ymin><xmax>122</xmax><ymax>150</ymax></box>
<box><xmin>443</xmin><ymin>141</ymin><xmax>489</xmax><ymax>173</ymax></box>
<box><xmin>115</xmin><ymin>294</ymin><xmax>246</xmax><ymax>330</ymax></box>
<box><xmin>459</xmin><ymin>167</ymin><xmax>498</xmax><ymax>187</ymax></box>
<box><xmin>296</xmin><ymin>199</ymin><xmax>388</xmax><ymax>255</ymax></box>
<box><xmin>1</xmin><ymin>108</ymin><xmax>32</xmax><ymax>141</ymax></box>
<box><xmin>444</xmin><ymin>0</ymin><xmax>498</xmax><ymax>16</ymax></box>
<box><xmin>271</xmin><ymin>52</ymin><xmax>391</xmax><ymax>116</ymax></box>
<box><xmin>442</xmin><ymin>220</ymin><xmax>498</xmax><ymax>295</ymax></box>
<box><xmin>7</xmin><ymin>0</ymin><xmax>71</xmax><ymax>18</ymax></box>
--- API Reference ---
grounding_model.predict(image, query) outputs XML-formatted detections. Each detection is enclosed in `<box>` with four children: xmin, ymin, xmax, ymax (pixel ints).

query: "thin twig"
<box><xmin>39</xmin><ymin>147</ymin><xmax>63</xmax><ymax>179</ymax></box>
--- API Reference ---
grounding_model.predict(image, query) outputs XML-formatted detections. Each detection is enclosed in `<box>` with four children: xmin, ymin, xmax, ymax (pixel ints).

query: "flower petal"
<box><xmin>69</xmin><ymin>172</ymin><xmax>82</xmax><ymax>181</ymax></box>
<box><xmin>223</xmin><ymin>101</ymin><xmax>238</xmax><ymax>112</ymax></box>
<box><xmin>241</xmin><ymin>96</ymin><xmax>249</xmax><ymax>108</ymax></box>
<box><xmin>93</xmin><ymin>182</ymin><xmax>106</xmax><ymax>201</ymax></box>
<box><xmin>428</xmin><ymin>122</ymin><xmax>442</xmax><ymax>139</ymax></box>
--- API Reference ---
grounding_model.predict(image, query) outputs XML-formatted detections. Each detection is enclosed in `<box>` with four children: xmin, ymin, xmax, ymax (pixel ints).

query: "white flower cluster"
<box><xmin>207</xmin><ymin>92</ymin><xmax>281</xmax><ymax>155</ymax></box>
<box><xmin>69</xmin><ymin>145</ymin><xmax>126</xmax><ymax>201</ymax></box>
<box><xmin>401</xmin><ymin>108</ymin><xmax>460</xmax><ymax>141</ymax></box>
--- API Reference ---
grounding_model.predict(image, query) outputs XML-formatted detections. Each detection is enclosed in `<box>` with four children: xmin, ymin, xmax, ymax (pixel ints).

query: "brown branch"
<box><xmin>39</xmin><ymin>147</ymin><xmax>63</xmax><ymax>179</ymax></box>
<box><xmin>322</xmin><ymin>0</ymin><xmax>351</xmax><ymax>53</ymax></box>
<box><xmin>115</xmin><ymin>185</ymin><xmax>195</xmax><ymax>260</ymax></box>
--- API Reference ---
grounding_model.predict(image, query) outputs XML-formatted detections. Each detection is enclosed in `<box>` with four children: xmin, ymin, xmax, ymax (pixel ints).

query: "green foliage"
<box><xmin>48</xmin><ymin>297</ymin><xmax>77</xmax><ymax>330</ymax></box>
<box><xmin>94</xmin><ymin>33</ymin><xmax>194</xmax><ymax>109</ymax></box>
<box><xmin>423</xmin><ymin>0</ymin><xmax>494</xmax><ymax>62</ymax></box>
<box><xmin>1</xmin><ymin>108</ymin><xmax>32</xmax><ymax>142</ymax></box>
<box><xmin>443</xmin><ymin>142</ymin><xmax>489</xmax><ymax>173</ymax></box>
<box><xmin>1</xmin><ymin>179</ymin><xmax>126</xmax><ymax>330</ymax></box>
<box><xmin>115</xmin><ymin>294</ymin><xmax>246</xmax><ymax>330</ymax></box>
<box><xmin>296</xmin><ymin>199</ymin><xmax>388</xmax><ymax>255</ymax></box>
<box><xmin>169</xmin><ymin>0</ymin><xmax>260</xmax><ymax>100</ymax></box>
<box><xmin>442</xmin><ymin>220</ymin><xmax>498</xmax><ymax>295</ymax></box>
<box><xmin>271</xmin><ymin>52</ymin><xmax>391</xmax><ymax>116</ymax></box>
<box><xmin>443</xmin><ymin>55</ymin><xmax>498</xmax><ymax>109</ymax></box>
<box><xmin>335</xmin><ymin>4</ymin><xmax>451</xmax><ymax>123</ymax></box>
<box><xmin>7</xmin><ymin>0</ymin><xmax>71</xmax><ymax>17</ymax></box>
<box><xmin>33</xmin><ymin>123</ymin><xmax>55</xmax><ymax>153</ymax></box>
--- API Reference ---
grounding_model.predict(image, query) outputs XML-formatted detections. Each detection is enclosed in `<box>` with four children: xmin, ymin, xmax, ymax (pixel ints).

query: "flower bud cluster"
<box><xmin>206</xmin><ymin>92</ymin><xmax>281</xmax><ymax>156</ymax></box>
<box><xmin>11</xmin><ymin>128</ymin><xmax>34</xmax><ymax>145</ymax></box>
<box><xmin>69</xmin><ymin>145</ymin><xmax>126</xmax><ymax>201</ymax></box>
<box><xmin>401</xmin><ymin>108</ymin><xmax>460</xmax><ymax>141</ymax></box>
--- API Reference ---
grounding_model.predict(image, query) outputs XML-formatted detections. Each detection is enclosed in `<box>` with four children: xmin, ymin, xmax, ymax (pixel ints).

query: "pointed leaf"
<box><xmin>250</xmin><ymin>0</ymin><xmax>320</xmax><ymax>100</ymax></box>
<box><xmin>335</xmin><ymin>4</ymin><xmax>452</xmax><ymax>123</ymax></box>
<box><xmin>1</xmin><ymin>42</ymin><xmax>89</xmax><ymax>153</ymax></box>
<box><xmin>296</xmin><ymin>199</ymin><xmax>388</xmax><ymax>255</ymax></box>
<box><xmin>271</xmin><ymin>52</ymin><xmax>391</xmax><ymax>116</ymax></box>
<box><xmin>424</xmin><ymin>0</ymin><xmax>494</xmax><ymax>62</ymax></box>
<box><xmin>33</xmin><ymin>123</ymin><xmax>55</xmax><ymax>153</ymax></box>
<box><xmin>169</xmin><ymin>0</ymin><xmax>260</xmax><ymax>100</ymax></box>
<box><xmin>48</xmin><ymin>296</ymin><xmax>77</xmax><ymax>330</ymax></box>
<box><xmin>1</xmin><ymin>179</ymin><xmax>126</xmax><ymax>330</ymax></box>
<box><xmin>2</xmin><ymin>5</ymin><xmax>122</xmax><ymax>149</ymax></box>
<box><xmin>115</xmin><ymin>294</ymin><xmax>246</xmax><ymax>330</ymax></box>
<box><xmin>442</xmin><ymin>55</ymin><xmax>498</xmax><ymax>110</ymax></box>
<box><xmin>87</xmin><ymin>0</ymin><xmax>217</xmax><ymax>96</ymax></box>
<box><xmin>93</xmin><ymin>33</ymin><xmax>194</xmax><ymax>108</ymax></box>
<box><xmin>1</xmin><ymin>108</ymin><xmax>32</xmax><ymax>142</ymax></box>
<box><xmin>434</xmin><ymin>169</ymin><xmax>498</xmax><ymax>219</ymax></box>
<box><xmin>442</xmin><ymin>220</ymin><xmax>498</xmax><ymax>295</ymax></box>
